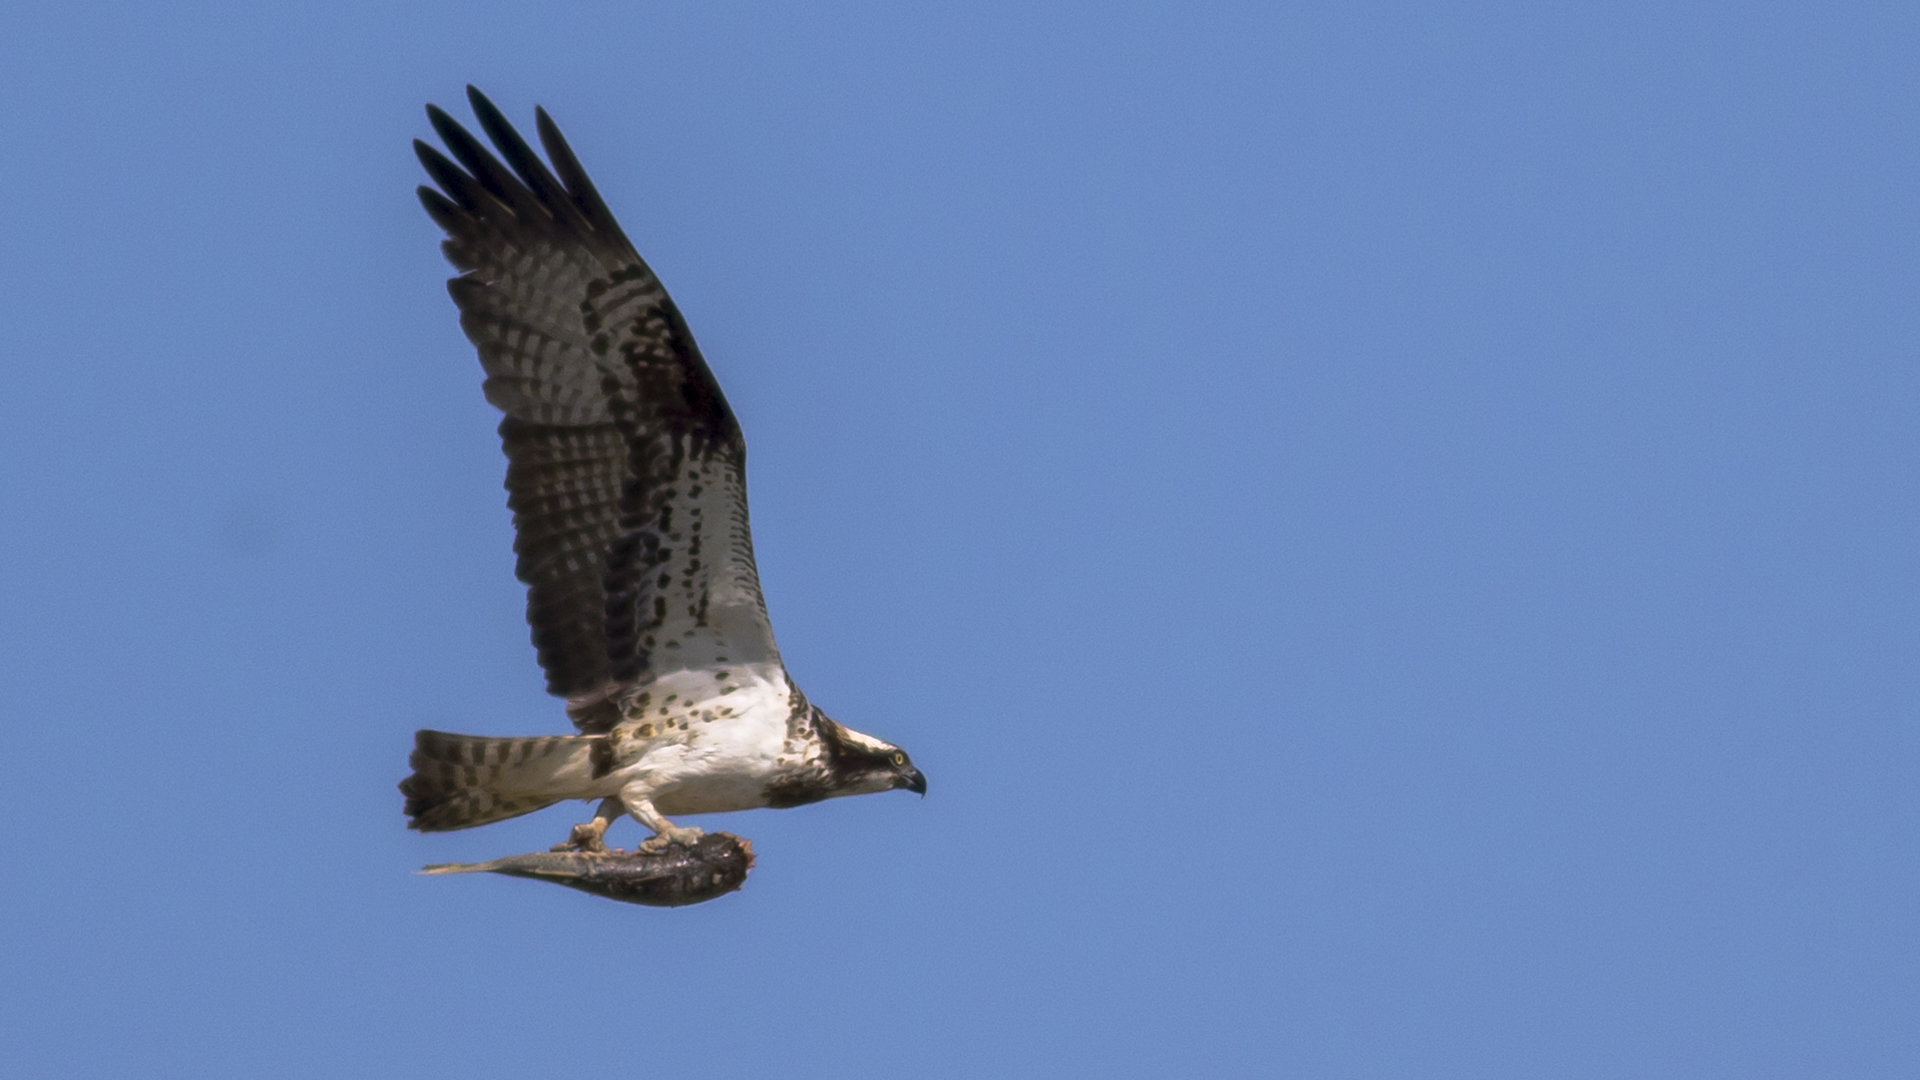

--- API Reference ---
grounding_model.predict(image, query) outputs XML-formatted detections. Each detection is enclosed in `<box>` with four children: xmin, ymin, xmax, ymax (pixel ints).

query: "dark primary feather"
<box><xmin>534</xmin><ymin>105</ymin><xmax>630</xmax><ymax>247</ymax></box>
<box><xmin>417</xmin><ymin>87</ymin><xmax>775</xmax><ymax>724</ymax></box>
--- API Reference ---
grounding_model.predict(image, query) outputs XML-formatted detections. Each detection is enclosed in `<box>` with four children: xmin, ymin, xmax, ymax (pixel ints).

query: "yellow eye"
<box><xmin>891</xmin><ymin>752</ymin><xmax>906</xmax><ymax>766</ymax></box>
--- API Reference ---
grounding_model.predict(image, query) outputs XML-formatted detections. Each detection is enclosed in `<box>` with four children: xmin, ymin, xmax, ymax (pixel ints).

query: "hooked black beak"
<box><xmin>898</xmin><ymin>766</ymin><xmax>927</xmax><ymax>796</ymax></box>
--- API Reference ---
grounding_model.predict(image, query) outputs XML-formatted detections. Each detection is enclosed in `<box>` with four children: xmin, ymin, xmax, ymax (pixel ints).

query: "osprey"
<box><xmin>399</xmin><ymin>87</ymin><xmax>925</xmax><ymax>855</ymax></box>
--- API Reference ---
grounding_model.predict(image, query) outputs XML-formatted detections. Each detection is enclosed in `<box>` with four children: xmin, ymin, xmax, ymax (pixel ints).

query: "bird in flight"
<box><xmin>399</xmin><ymin>87</ymin><xmax>925</xmax><ymax>856</ymax></box>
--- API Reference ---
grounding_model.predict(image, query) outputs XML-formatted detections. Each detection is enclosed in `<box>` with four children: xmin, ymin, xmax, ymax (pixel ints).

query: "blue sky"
<box><xmin>3</xmin><ymin>2</ymin><xmax>1917</xmax><ymax>1076</ymax></box>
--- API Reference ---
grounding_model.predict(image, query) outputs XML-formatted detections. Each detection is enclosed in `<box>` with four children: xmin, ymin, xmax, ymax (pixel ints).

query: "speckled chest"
<box><xmin>592</xmin><ymin>665</ymin><xmax>826</xmax><ymax>812</ymax></box>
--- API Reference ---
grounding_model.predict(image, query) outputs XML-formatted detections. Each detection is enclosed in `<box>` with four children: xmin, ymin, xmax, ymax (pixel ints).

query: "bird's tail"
<box><xmin>400</xmin><ymin>729</ymin><xmax>601</xmax><ymax>831</ymax></box>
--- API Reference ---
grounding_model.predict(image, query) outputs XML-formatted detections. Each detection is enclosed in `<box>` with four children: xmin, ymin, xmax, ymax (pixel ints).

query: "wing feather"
<box><xmin>417</xmin><ymin>87</ymin><xmax>781</xmax><ymax>727</ymax></box>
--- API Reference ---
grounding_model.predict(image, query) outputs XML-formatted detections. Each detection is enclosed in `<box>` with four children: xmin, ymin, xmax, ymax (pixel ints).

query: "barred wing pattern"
<box><xmin>417</xmin><ymin>87</ymin><xmax>781</xmax><ymax>731</ymax></box>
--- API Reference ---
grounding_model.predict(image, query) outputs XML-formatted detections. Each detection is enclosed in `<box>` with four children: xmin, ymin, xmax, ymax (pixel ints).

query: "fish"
<box><xmin>420</xmin><ymin>832</ymin><xmax>754</xmax><ymax>907</ymax></box>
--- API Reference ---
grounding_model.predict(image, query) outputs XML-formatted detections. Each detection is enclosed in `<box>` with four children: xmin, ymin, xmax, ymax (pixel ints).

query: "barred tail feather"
<box><xmin>400</xmin><ymin>729</ymin><xmax>600</xmax><ymax>831</ymax></box>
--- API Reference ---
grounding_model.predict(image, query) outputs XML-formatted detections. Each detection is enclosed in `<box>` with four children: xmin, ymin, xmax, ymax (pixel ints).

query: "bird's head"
<box><xmin>818</xmin><ymin>715</ymin><xmax>927</xmax><ymax>798</ymax></box>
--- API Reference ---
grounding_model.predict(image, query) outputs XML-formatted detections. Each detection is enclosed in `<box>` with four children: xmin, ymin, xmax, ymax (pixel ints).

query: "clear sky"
<box><xmin>2</xmin><ymin>2</ymin><xmax>1916</xmax><ymax>1077</ymax></box>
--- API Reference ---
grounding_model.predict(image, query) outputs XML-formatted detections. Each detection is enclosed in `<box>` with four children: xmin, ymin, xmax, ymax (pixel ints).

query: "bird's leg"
<box><xmin>620</xmin><ymin>787</ymin><xmax>705</xmax><ymax>853</ymax></box>
<box><xmin>550</xmin><ymin>797</ymin><xmax>624</xmax><ymax>853</ymax></box>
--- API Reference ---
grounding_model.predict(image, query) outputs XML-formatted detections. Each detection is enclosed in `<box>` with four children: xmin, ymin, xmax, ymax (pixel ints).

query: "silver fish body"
<box><xmin>421</xmin><ymin>833</ymin><xmax>753</xmax><ymax>906</ymax></box>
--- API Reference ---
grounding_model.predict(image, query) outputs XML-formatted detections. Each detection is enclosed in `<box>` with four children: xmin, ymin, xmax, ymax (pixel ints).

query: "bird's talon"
<box><xmin>553</xmin><ymin>822</ymin><xmax>610</xmax><ymax>853</ymax></box>
<box><xmin>638</xmin><ymin>826</ymin><xmax>705</xmax><ymax>853</ymax></box>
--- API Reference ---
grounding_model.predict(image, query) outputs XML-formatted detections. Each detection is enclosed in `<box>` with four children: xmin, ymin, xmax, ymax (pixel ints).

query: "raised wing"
<box><xmin>417</xmin><ymin>87</ymin><xmax>781</xmax><ymax>731</ymax></box>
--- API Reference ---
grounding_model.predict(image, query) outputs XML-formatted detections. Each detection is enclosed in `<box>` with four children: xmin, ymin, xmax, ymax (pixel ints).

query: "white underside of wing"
<box><xmin>631</xmin><ymin>450</ymin><xmax>781</xmax><ymax>676</ymax></box>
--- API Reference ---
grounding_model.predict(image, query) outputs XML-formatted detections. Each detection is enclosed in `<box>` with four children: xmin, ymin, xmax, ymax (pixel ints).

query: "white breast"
<box><xmin>617</xmin><ymin>665</ymin><xmax>816</xmax><ymax>816</ymax></box>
